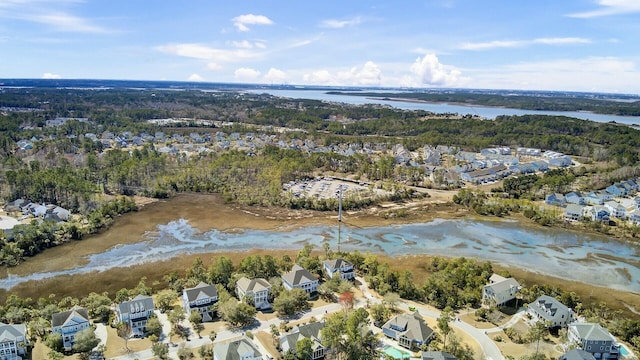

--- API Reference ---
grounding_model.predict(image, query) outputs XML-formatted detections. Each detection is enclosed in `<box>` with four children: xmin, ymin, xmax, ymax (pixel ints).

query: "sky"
<box><xmin>1</xmin><ymin>0</ymin><xmax>640</xmax><ymax>94</ymax></box>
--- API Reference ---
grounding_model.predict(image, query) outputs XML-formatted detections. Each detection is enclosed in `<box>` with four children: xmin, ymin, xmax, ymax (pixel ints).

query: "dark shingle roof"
<box><xmin>51</xmin><ymin>306</ymin><xmax>89</xmax><ymax>328</ymax></box>
<box><xmin>184</xmin><ymin>282</ymin><xmax>217</xmax><ymax>302</ymax></box>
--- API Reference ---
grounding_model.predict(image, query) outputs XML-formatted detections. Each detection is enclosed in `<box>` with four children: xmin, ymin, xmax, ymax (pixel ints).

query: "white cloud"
<box><xmin>232</xmin><ymin>14</ymin><xmax>274</xmax><ymax>32</ymax></box>
<box><xmin>320</xmin><ymin>16</ymin><xmax>362</xmax><ymax>29</ymax></box>
<box><xmin>302</xmin><ymin>70</ymin><xmax>334</xmax><ymax>85</ymax></box>
<box><xmin>231</xmin><ymin>40</ymin><xmax>253</xmax><ymax>49</ymax></box>
<box><xmin>263</xmin><ymin>68</ymin><xmax>288</xmax><ymax>83</ymax></box>
<box><xmin>156</xmin><ymin>43</ymin><xmax>261</xmax><ymax>63</ymax></box>
<box><xmin>187</xmin><ymin>73</ymin><xmax>204</xmax><ymax>82</ymax></box>
<box><xmin>459</xmin><ymin>37</ymin><xmax>591</xmax><ymax>50</ymax></box>
<box><xmin>17</xmin><ymin>11</ymin><xmax>111</xmax><ymax>33</ymax></box>
<box><xmin>568</xmin><ymin>0</ymin><xmax>640</xmax><ymax>18</ymax></box>
<box><xmin>468</xmin><ymin>56</ymin><xmax>640</xmax><ymax>93</ymax></box>
<box><xmin>234</xmin><ymin>67</ymin><xmax>261</xmax><ymax>81</ymax></box>
<box><xmin>337</xmin><ymin>61</ymin><xmax>383</xmax><ymax>86</ymax></box>
<box><xmin>207</xmin><ymin>62</ymin><xmax>223</xmax><ymax>71</ymax></box>
<box><xmin>41</xmin><ymin>72</ymin><xmax>61</xmax><ymax>79</ymax></box>
<box><xmin>410</xmin><ymin>54</ymin><xmax>464</xmax><ymax>86</ymax></box>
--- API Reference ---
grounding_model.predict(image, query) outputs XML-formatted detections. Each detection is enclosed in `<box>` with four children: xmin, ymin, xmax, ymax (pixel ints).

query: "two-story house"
<box><xmin>51</xmin><ymin>306</ymin><xmax>91</xmax><ymax>351</ymax></box>
<box><xmin>323</xmin><ymin>258</ymin><xmax>355</xmax><ymax>280</ymax></box>
<box><xmin>568</xmin><ymin>323</ymin><xmax>620</xmax><ymax>360</ymax></box>
<box><xmin>527</xmin><ymin>295</ymin><xmax>574</xmax><ymax>328</ymax></box>
<box><xmin>482</xmin><ymin>274</ymin><xmax>521</xmax><ymax>307</ymax></box>
<box><xmin>282</xmin><ymin>265</ymin><xmax>318</xmax><ymax>295</ymax></box>
<box><xmin>213</xmin><ymin>336</ymin><xmax>263</xmax><ymax>360</ymax></box>
<box><xmin>564</xmin><ymin>204</ymin><xmax>585</xmax><ymax>222</ymax></box>
<box><xmin>604</xmin><ymin>201</ymin><xmax>626</xmax><ymax>219</ymax></box>
<box><xmin>0</xmin><ymin>322</ymin><xmax>28</xmax><ymax>359</ymax></box>
<box><xmin>280</xmin><ymin>322</ymin><xmax>326</xmax><ymax>360</ymax></box>
<box><xmin>546</xmin><ymin>193</ymin><xmax>566</xmax><ymax>207</ymax></box>
<box><xmin>559</xmin><ymin>349</ymin><xmax>596</xmax><ymax>360</ymax></box>
<box><xmin>236</xmin><ymin>277</ymin><xmax>272</xmax><ymax>310</ymax></box>
<box><xmin>382</xmin><ymin>312</ymin><xmax>434</xmax><ymax>350</ymax></box>
<box><xmin>182</xmin><ymin>282</ymin><xmax>218</xmax><ymax>322</ymax></box>
<box><xmin>116</xmin><ymin>295</ymin><xmax>155</xmax><ymax>337</ymax></box>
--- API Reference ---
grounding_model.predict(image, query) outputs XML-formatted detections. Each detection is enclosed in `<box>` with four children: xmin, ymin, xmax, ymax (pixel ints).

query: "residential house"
<box><xmin>422</xmin><ymin>351</ymin><xmax>457</xmax><ymax>360</ymax></box>
<box><xmin>634</xmin><ymin>196</ymin><xmax>640</xmax><ymax>210</ymax></box>
<box><xmin>116</xmin><ymin>295</ymin><xmax>155</xmax><ymax>337</ymax></box>
<box><xmin>559</xmin><ymin>349</ymin><xmax>597</xmax><ymax>360</ymax></box>
<box><xmin>628</xmin><ymin>209</ymin><xmax>640</xmax><ymax>225</ymax></box>
<box><xmin>546</xmin><ymin>193</ymin><xmax>566</xmax><ymax>207</ymax></box>
<box><xmin>382</xmin><ymin>312</ymin><xmax>434</xmax><ymax>350</ymax></box>
<box><xmin>564</xmin><ymin>205</ymin><xmax>585</xmax><ymax>222</ymax></box>
<box><xmin>531</xmin><ymin>161</ymin><xmax>550</xmax><ymax>172</ymax></box>
<box><xmin>213</xmin><ymin>336</ymin><xmax>263</xmax><ymax>360</ymax></box>
<box><xmin>568</xmin><ymin>323</ymin><xmax>620</xmax><ymax>360</ymax></box>
<box><xmin>323</xmin><ymin>258</ymin><xmax>355</xmax><ymax>280</ymax></box>
<box><xmin>517</xmin><ymin>147</ymin><xmax>541</xmax><ymax>156</ymax></box>
<box><xmin>51</xmin><ymin>306</ymin><xmax>90</xmax><ymax>351</ymax></box>
<box><xmin>604</xmin><ymin>201</ymin><xmax>626</xmax><ymax>219</ymax></box>
<box><xmin>280</xmin><ymin>322</ymin><xmax>326</xmax><ymax>360</ymax></box>
<box><xmin>236</xmin><ymin>277</ymin><xmax>272</xmax><ymax>310</ymax></box>
<box><xmin>282</xmin><ymin>265</ymin><xmax>319</xmax><ymax>294</ymax></box>
<box><xmin>605</xmin><ymin>184</ymin><xmax>628</xmax><ymax>197</ymax></box>
<box><xmin>482</xmin><ymin>274</ymin><xmax>521</xmax><ymax>307</ymax></box>
<box><xmin>586</xmin><ymin>206</ymin><xmax>610</xmax><ymax>222</ymax></box>
<box><xmin>565</xmin><ymin>192</ymin><xmax>585</xmax><ymax>205</ymax></box>
<box><xmin>584</xmin><ymin>192</ymin><xmax>605</xmax><ymax>206</ymax></box>
<box><xmin>527</xmin><ymin>295</ymin><xmax>574</xmax><ymax>328</ymax></box>
<box><xmin>182</xmin><ymin>282</ymin><xmax>218</xmax><ymax>322</ymax></box>
<box><xmin>0</xmin><ymin>322</ymin><xmax>28</xmax><ymax>359</ymax></box>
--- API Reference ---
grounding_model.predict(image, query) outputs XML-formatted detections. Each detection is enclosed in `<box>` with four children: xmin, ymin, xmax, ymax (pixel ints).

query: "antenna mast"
<box><xmin>338</xmin><ymin>188</ymin><xmax>342</xmax><ymax>253</ymax></box>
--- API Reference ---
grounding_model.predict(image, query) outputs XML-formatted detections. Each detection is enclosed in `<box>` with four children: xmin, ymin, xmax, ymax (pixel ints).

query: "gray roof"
<box><xmin>51</xmin><ymin>306</ymin><xmax>89</xmax><ymax>328</ymax></box>
<box><xmin>236</xmin><ymin>277</ymin><xmax>271</xmax><ymax>293</ymax></box>
<box><xmin>565</xmin><ymin>204</ymin><xmax>585</xmax><ymax>215</ymax></box>
<box><xmin>485</xmin><ymin>275</ymin><xmax>520</xmax><ymax>294</ymax></box>
<box><xmin>559</xmin><ymin>349</ymin><xmax>596</xmax><ymax>360</ymax></box>
<box><xmin>0</xmin><ymin>323</ymin><xmax>26</xmax><ymax>342</ymax></box>
<box><xmin>117</xmin><ymin>294</ymin><xmax>154</xmax><ymax>315</ymax></box>
<box><xmin>571</xmin><ymin>323</ymin><xmax>615</xmax><ymax>342</ymax></box>
<box><xmin>422</xmin><ymin>351</ymin><xmax>457</xmax><ymax>360</ymax></box>
<box><xmin>282</xmin><ymin>265</ymin><xmax>317</xmax><ymax>287</ymax></box>
<box><xmin>214</xmin><ymin>337</ymin><xmax>262</xmax><ymax>360</ymax></box>
<box><xmin>383</xmin><ymin>312</ymin><xmax>434</xmax><ymax>343</ymax></box>
<box><xmin>323</xmin><ymin>258</ymin><xmax>353</xmax><ymax>270</ymax></box>
<box><xmin>280</xmin><ymin>322</ymin><xmax>325</xmax><ymax>354</ymax></box>
<box><xmin>528</xmin><ymin>295</ymin><xmax>569</xmax><ymax>322</ymax></box>
<box><xmin>184</xmin><ymin>282</ymin><xmax>217</xmax><ymax>302</ymax></box>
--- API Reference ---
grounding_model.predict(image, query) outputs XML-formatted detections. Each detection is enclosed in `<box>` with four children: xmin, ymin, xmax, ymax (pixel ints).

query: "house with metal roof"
<box><xmin>213</xmin><ymin>336</ymin><xmax>263</xmax><ymax>360</ymax></box>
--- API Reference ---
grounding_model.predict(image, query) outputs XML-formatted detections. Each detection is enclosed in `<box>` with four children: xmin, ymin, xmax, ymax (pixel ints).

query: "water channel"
<box><xmin>2</xmin><ymin>213</ymin><xmax>639</xmax><ymax>293</ymax></box>
<box><xmin>248</xmin><ymin>89</ymin><xmax>640</xmax><ymax>125</ymax></box>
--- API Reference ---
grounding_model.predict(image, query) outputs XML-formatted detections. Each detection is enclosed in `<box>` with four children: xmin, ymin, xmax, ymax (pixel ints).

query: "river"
<box><xmin>1</xmin><ymin>195</ymin><xmax>638</xmax><ymax>293</ymax></box>
<box><xmin>248</xmin><ymin>89</ymin><xmax>640</xmax><ymax>125</ymax></box>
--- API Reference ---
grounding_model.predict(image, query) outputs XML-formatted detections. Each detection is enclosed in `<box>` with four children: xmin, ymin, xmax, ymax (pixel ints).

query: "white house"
<box><xmin>482</xmin><ymin>274</ymin><xmax>521</xmax><ymax>307</ymax></box>
<box><xmin>116</xmin><ymin>295</ymin><xmax>155</xmax><ymax>337</ymax></box>
<box><xmin>282</xmin><ymin>265</ymin><xmax>319</xmax><ymax>294</ymax></box>
<box><xmin>51</xmin><ymin>306</ymin><xmax>90</xmax><ymax>351</ymax></box>
<box><xmin>527</xmin><ymin>295</ymin><xmax>574</xmax><ymax>328</ymax></box>
<box><xmin>604</xmin><ymin>201</ymin><xmax>626</xmax><ymax>219</ymax></box>
<box><xmin>564</xmin><ymin>204</ymin><xmax>585</xmax><ymax>222</ymax></box>
<box><xmin>182</xmin><ymin>282</ymin><xmax>218</xmax><ymax>322</ymax></box>
<box><xmin>236</xmin><ymin>277</ymin><xmax>272</xmax><ymax>310</ymax></box>
<box><xmin>0</xmin><ymin>322</ymin><xmax>28</xmax><ymax>359</ymax></box>
<box><xmin>323</xmin><ymin>258</ymin><xmax>355</xmax><ymax>280</ymax></box>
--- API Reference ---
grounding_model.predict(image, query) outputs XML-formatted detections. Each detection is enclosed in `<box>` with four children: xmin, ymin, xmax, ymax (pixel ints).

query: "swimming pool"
<box><xmin>382</xmin><ymin>345</ymin><xmax>411</xmax><ymax>359</ymax></box>
<box><xmin>620</xmin><ymin>345</ymin><xmax>630</xmax><ymax>356</ymax></box>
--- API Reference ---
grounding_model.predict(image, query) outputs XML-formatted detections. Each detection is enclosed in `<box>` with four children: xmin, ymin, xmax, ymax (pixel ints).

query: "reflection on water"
<box><xmin>1</xmin><ymin>218</ymin><xmax>639</xmax><ymax>292</ymax></box>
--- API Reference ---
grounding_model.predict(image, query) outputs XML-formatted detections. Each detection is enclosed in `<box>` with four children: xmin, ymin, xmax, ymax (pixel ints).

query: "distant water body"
<box><xmin>1</xmin><ymin>218</ymin><xmax>638</xmax><ymax>293</ymax></box>
<box><xmin>249</xmin><ymin>89</ymin><xmax>640</xmax><ymax>125</ymax></box>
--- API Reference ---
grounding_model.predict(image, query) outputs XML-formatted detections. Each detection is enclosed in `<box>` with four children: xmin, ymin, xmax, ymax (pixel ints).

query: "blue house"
<box><xmin>605</xmin><ymin>184</ymin><xmax>627</xmax><ymax>197</ymax></box>
<box><xmin>382</xmin><ymin>312</ymin><xmax>434</xmax><ymax>350</ymax></box>
<box><xmin>565</xmin><ymin>192</ymin><xmax>585</xmax><ymax>205</ymax></box>
<box><xmin>545</xmin><ymin>193</ymin><xmax>566</xmax><ymax>207</ymax></box>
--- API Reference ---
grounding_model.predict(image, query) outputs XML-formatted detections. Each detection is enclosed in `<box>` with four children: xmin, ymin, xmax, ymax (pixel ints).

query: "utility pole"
<box><xmin>338</xmin><ymin>187</ymin><xmax>342</xmax><ymax>253</ymax></box>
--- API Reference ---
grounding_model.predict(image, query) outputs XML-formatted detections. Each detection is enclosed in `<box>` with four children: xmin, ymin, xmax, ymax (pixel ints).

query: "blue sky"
<box><xmin>1</xmin><ymin>0</ymin><xmax>639</xmax><ymax>94</ymax></box>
